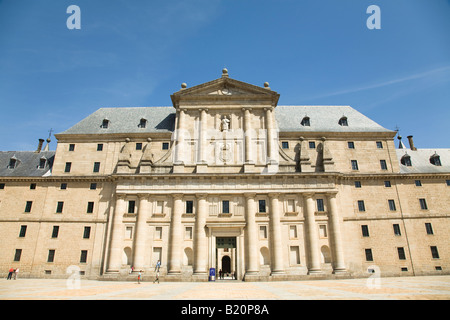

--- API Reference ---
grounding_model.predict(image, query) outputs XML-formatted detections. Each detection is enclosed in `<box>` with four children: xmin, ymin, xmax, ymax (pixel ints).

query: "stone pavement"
<box><xmin>1</xmin><ymin>275</ymin><xmax>450</xmax><ymax>300</ymax></box>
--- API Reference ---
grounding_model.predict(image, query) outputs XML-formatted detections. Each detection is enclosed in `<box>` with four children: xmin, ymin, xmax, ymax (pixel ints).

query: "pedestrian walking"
<box><xmin>137</xmin><ymin>270</ymin><xmax>142</xmax><ymax>284</ymax></box>
<box><xmin>7</xmin><ymin>268</ymin><xmax>14</xmax><ymax>280</ymax></box>
<box><xmin>153</xmin><ymin>270</ymin><xmax>159</xmax><ymax>284</ymax></box>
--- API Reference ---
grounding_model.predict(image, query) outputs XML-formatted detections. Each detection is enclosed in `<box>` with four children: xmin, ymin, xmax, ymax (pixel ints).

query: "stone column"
<box><xmin>265</xmin><ymin>107</ymin><xmax>276</xmax><ymax>163</ymax></box>
<box><xmin>327</xmin><ymin>192</ymin><xmax>346</xmax><ymax>273</ymax></box>
<box><xmin>175</xmin><ymin>108</ymin><xmax>187</xmax><ymax>165</ymax></box>
<box><xmin>244</xmin><ymin>193</ymin><xmax>259</xmax><ymax>274</ymax></box>
<box><xmin>243</xmin><ymin>108</ymin><xmax>253</xmax><ymax>164</ymax></box>
<box><xmin>168</xmin><ymin>194</ymin><xmax>183</xmax><ymax>274</ymax></box>
<box><xmin>107</xmin><ymin>194</ymin><xmax>126</xmax><ymax>273</ymax></box>
<box><xmin>269</xmin><ymin>193</ymin><xmax>285</xmax><ymax>274</ymax></box>
<box><xmin>198</xmin><ymin>109</ymin><xmax>207</xmax><ymax>164</ymax></box>
<box><xmin>194</xmin><ymin>194</ymin><xmax>208</xmax><ymax>274</ymax></box>
<box><xmin>304</xmin><ymin>193</ymin><xmax>322</xmax><ymax>274</ymax></box>
<box><xmin>132</xmin><ymin>194</ymin><xmax>149</xmax><ymax>270</ymax></box>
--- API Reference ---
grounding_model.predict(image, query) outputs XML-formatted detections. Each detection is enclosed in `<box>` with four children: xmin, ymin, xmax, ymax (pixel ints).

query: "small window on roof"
<box><xmin>401</xmin><ymin>154</ymin><xmax>412</xmax><ymax>166</ymax></box>
<box><xmin>138</xmin><ymin>118</ymin><xmax>147</xmax><ymax>128</ymax></box>
<box><xmin>8</xmin><ymin>157</ymin><xmax>17</xmax><ymax>169</ymax></box>
<box><xmin>301</xmin><ymin>116</ymin><xmax>310</xmax><ymax>126</ymax></box>
<box><xmin>38</xmin><ymin>157</ymin><xmax>47</xmax><ymax>169</ymax></box>
<box><xmin>430</xmin><ymin>154</ymin><xmax>442</xmax><ymax>166</ymax></box>
<box><xmin>338</xmin><ymin>116</ymin><xmax>348</xmax><ymax>126</ymax></box>
<box><xmin>101</xmin><ymin>119</ymin><xmax>109</xmax><ymax>129</ymax></box>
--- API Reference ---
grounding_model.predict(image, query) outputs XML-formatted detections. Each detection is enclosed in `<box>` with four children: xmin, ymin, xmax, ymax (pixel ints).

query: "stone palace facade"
<box><xmin>1</xmin><ymin>69</ymin><xmax>449</xmax><ymax>281</ymax></box>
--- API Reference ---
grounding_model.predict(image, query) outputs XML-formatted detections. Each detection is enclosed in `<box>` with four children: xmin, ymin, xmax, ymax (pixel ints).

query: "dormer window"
<box><xmin>301</xmin><ymin>116</ymin><xmax>310</xmax><ymax>126</ymax></box>
<box><xmin>430</xmin><ymin>153</ymin><xmax>442</xmax><ymax>166</ymax></box>
<box><xmin>338</xmin><ymin>116</ymin><xmax>348</xmax><ymax>126</ymax></box>
<box><xmin>401</xmin><ymin>154</ymin><xmax>412</xmax><ymax>166</ymax></box>
<box><xmin>101</xmin><ymin>119</ymin><xmax>109</xmax><ymax>129</ymax></box>
<box><xmin>8</xmin><ymin>157</ymin><xmax>17</xmax><ymax>169</ymax></box>
<box><xmin>38</xmin><ymin>157</ymin><xmax>47</xmax><ymax>169</ymax></box>
<box><xmin>138</xmin><ymin>118</ymin><xmax>147</xmax><ymax>128</ymax></box>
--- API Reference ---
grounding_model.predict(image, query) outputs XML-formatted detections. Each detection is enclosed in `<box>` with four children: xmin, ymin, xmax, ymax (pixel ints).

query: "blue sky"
<box><xmin>1</xmin><ymin>0</ymin><xmax>449</xmax><ymax>151</ymax></box>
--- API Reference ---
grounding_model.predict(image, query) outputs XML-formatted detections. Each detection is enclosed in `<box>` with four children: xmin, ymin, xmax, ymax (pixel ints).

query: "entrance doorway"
<box><xmin>216</xmin><ymin>237</ymin><xmax>237</xmax><ymax>280</ymax></box>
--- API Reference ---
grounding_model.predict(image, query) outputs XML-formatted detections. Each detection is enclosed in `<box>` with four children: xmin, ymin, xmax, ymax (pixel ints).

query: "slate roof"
<box><xmin>58</xmin><ymin>107</ymin><xmax>175</xmax><ymax>135</ymax></box>
<box><xmin>396</xmin><ymin>148</ymin><xmax>450</xmax><ymax>174</ymax></box>
<box><xmin>58</xmin><ymin>105</ymin><xmax>392</xmax><ymax>135</ymax></box>
<box><xmin>0</xmin><ymin>151</ymin><xmax>55</xmax><ymax>177</ymax></box>
<box><xmin>275</xmin><ymin>106</ymin><xmax>392</xmax><ymax>133</ymax></box>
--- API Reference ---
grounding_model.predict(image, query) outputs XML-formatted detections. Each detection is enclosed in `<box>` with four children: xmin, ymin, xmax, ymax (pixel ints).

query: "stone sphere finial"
<box><xmin>181</xmin><ymin>83</ymin><xmax>187</xmax><ymax>89</ymax></box>
<box><xmin>264</xmin><ymin>82</ymin><xmax>270</xmax><ymax>88</ymax></box>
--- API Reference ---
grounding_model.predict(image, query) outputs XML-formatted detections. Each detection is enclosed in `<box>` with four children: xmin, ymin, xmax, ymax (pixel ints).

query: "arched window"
<box><xmin>338</xmin><ymin>116</ymin><xmax>348</xmax><ymax>126</ymax></box>
<box><xmin>401</xmin><ymin>154</ymin><xmax>412</xmax><ymax>166</ymax></box>
<box><xmin>8</xmin><ymin>156</ymin><xmax>17</xmax><ymax>169</ymax></box>
<box><xmin>38</xmin><ymin>157</ymin><xmax>47</xmax><ymax>169</ymax></box>
<box><xmin>301</xmin><ymin>116</ymin><xmax>310</xmax><ymax>126</ymax></box>
<box><xmin>430</xmin><ymin>153</ymin><xmax>442</xmax><ymax>166</ymax></box>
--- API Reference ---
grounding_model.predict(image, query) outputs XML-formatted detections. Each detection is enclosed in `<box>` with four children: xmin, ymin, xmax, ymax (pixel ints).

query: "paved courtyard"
<box><xmin>1</xmin><ymin>275</ymin><xmax>449</xmax><ymax>300</ymax></box>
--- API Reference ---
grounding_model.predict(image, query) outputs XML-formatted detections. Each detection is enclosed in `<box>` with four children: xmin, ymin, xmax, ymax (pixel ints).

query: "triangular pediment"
<box><xmin>171</xmin><ymin>72</ymin><xmax>279</xmax><ymax>108</ymax></box>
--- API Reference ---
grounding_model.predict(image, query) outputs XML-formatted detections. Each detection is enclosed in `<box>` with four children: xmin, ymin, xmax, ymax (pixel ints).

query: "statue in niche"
<box><xmin>221</xmin><ymin>116</ymin><xmax>230</xmax><ymax>132</ymax></box>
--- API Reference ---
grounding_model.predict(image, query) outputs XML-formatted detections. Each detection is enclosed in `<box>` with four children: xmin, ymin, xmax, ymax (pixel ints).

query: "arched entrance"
<box><xmin>222</xmin><ymin>256</ymin><xmax>231</xmax><ymax>274</ymax></box>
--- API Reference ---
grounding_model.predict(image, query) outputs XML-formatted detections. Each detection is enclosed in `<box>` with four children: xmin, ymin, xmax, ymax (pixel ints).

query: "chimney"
<box><xmin>407</xmin><ymin>135</ymin><xmax>417</xmax><ymax>151</ymax></box>
<box><xmin>35</xmin><ymin>139</ymin><xmax>45</xmax><ymax>153</ymax></box>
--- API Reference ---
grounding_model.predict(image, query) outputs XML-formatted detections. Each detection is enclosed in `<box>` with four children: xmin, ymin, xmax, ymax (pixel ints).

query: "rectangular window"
<box><xmin>258</xmin><ymin>200</ymin><xmax>266</xmax><ymax>213</ymax></box>
<box><xmin>290</xmin><ymin>246</ymin><xmax>300</xmax><ymax>265</ymax></box>
<box><xmin>354</xmin><ymin>181</ymin><xmax>361</xmax><ymax>188</ymax></box>
<box><xmin>186</xmin><ymin>200</ymin><xmax>193</xmax><ymax>214</ymax></box>
<box><xmin>380</xmin><ymin>160</ymin><xmax>387</xmax><ymax>170</ymax></box>
<box><xmin>60</xmin><ymin>183</ymin><xmax>67</xmax><ymax>190</ymax></box>
<box><xmin>397</xmin><ymin>247</ymin><xmax>406</xmax><ymax>260</ymax></box>
<box><xmin>19</xmin><ymin>225</ymin><xmax>27</xmax><ymax>238</ymax></box>
<box><xmin>376</xmin><ymin>141</ymin><xmax>383</xmax><ymax>149</ymax></box>
<box><xmin>348</xmin><ymin>141</ymin><xmax>355</xmax><ymax>149</ymax></box>
<box><xmin>14</xmin><ymin>249</ymin><xmax>22</xmax><ymax>262</ymax></box>
<box><xmin>125</xmin><ymin>226</ymin><xmax>133</xmax><ymax>239</ymax></box>
<box><xmin>309</xmin><ymin>141</ymin><xmax>316</xmax><ymax>149</ymax></box>
<box><xmin>316</xmin><ymin>199</ymin><xmax>324</xmax><ymax>212</ymax></box>
<box><xmin>446</xmin><ymin>180</ymin><xmax>450</xmax><ymax>186</ymax></box>
<box><xmin>162</xmin><ymin>142</ymin><xmax>169</xmax><ymax>150</ymax></box>
<box><xmin>289</xmin><ymin>225</ymin><xmax>297</xmax><ymax>239</ymax></box>
<box><xmin>415</xmin><ymin>180</ymin><xmax>422</xmax><ymax>187</ymax></box>
<box><xmin>80</xmin><ymin>250</ymin><xmax>88</xmax><ymax>263</ymax></box>
<box><xmin>393</xmin><ymin>224</ymin><xmax>401</xmax><ymax>236</ymax></box>
<box><xmin>259</xmin><ymin>226</ymin><xmax>267</xmax><ymax>239</ymax></box>
<box><xmin>64</xmin><ymin>162</ymin><xmax>71</xmax><ymax>173</ymax></box>
<box><xmin>155</xmin><ymin>201</ymin><xmax>164</xmax><ymax>214</ymax></box>
<box><xmin>282</xmin><ymin>141</ymin><xmax>289</xmax><ymax>149</ymax></box>
<box><xmin>136</xmin><ymin>143</ymin><xmax>142</xmax><ymax>150</ymax></box>
<box><xmin>93</xmin><ymin>162</ymin><xmax>100</xmax><ymax>173</ymax></box>
<box><xmin>185</xmin><ymin>227</ymin><xmax>193</xmax><ymax>240</ymax></box>
<box><xmin>384</xmin><ymin>181</ymin><xmax>391</xmax><ymax>187</ymax></box>
<box><xmin>30</xmin><ymin>183</ymin><xmax>36</xmax><ymax>190</ymax></box>
<box><xmin>425</xmin><ymin>223</ymin><xmax>434</xmax><ymax>235</ymax></box>
<box><xmin>361</xmin><ymin>225</ymin><xmax>369</xmax><ymax>237</ymax></box>
<box><xmin>69</xmin><ymin>144</ymin><xmax>75</xmax><ymax>151</ymax></box>
<box><xmin>47</xmin><ymin>250</ymin><xmax>55</xmax><ymax>263</ymax></box>
<box><xmin>365</xmin><ymin>249</ymin><xmax>373</xmax><ymax>262</ymax></box>
<box><xmin>319</xmin><ymin>225</ymin><xmax>328</xmax><ymax>238</ymax></box>
<box><xmin>56</xmin><ymin>201</ymin><xmax>64</xmax><ymax>213</ymax></box>
<box><xmin>351</xmin><ymin>160</ymin><xmax>359</xmax><ymax>170</ymax></box>
<box><xmin>358</xmin><ymin>200</ymin><xmax>366</xmax><ymax>212</ymax></box>
<box><xmin>419</xmin><ymin>198</ymin><xmax>428</xmax><ymax>210</ymax></box>
<box><xmin>431</xmin><ymin>246</ymin><xmax>440</xmax><ymax>259</ymax></box>
<box><xmin>388</xmin><ymin>199</ymin><xmax>397</xmax><ymax>211</ymax></box>
<box><xmin>286</xmin><ymin>199</ymin><xmax>295</xmax><ymax>212</ymax></box>
<box><xmin>154</xmin><ymin>227</ymin><xmax>162</xmax><ymax>240</ymax></box>
<box><xmin>83</xmin><ymin>227</ymin><xmax>91</xmax><ymax>239</ymax></box>
<box><xmin>222</xmin><ymin>200</ymin><xmax>230</xmax><ymax>214</ymax></box>
<box><xmin>0</xmin><ymin>183</ymin><xmax>5</xmax><ymax>189</ymax></box>
<box><xmin>52</xmin><ymin>226</ymin><xmax>59</xmax><ymax>238</ymax></box>
<box><xmin>25</xmin><ymin>201</ymin><xmax>33</xmax><ymax>213</ymax></box>
<box><xmin>97</xmin><ymin>144</ymin><xmax>103</xmax><ymax>151</ymax></box>
<box><xmin>90</xmin><ymin>183</ymin><xmax>97</xmax><ymax>190</ymax></box>
<box><xmin>128</xmin><ymin>200</ymin><xmax>135</xmax><ymax>214</ymax></box>
<box><xmin>39</xmin><ymin>158</ymin><xmax>46</xmax><ymax>169</ymax></box>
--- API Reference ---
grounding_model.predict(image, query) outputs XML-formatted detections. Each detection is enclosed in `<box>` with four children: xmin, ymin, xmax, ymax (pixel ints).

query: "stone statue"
<box><xmin>221</xmin><ymin>116</ymin><xmax>230</xmax><ymax>131</ymax></box>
